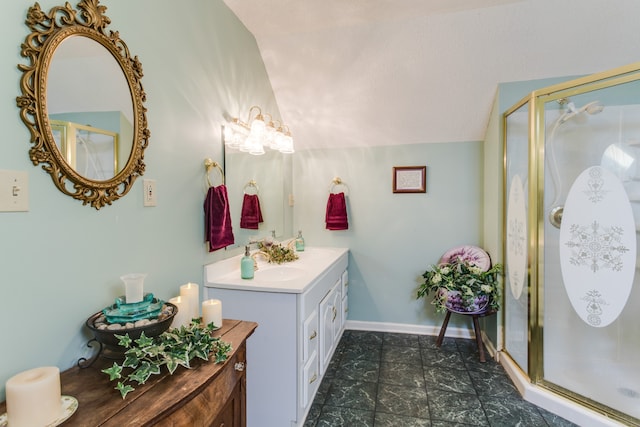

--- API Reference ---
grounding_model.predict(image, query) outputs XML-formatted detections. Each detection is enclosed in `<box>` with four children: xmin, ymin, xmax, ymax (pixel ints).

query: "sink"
<box><xmin>255</xmin><ymin>266</ymin><xmax>306</xmax><ymax>282</ymax></box>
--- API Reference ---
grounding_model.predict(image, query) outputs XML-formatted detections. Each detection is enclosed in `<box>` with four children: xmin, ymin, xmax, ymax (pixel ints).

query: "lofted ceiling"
<box><xmin>223</xmin><ymin>0</ymin><xmax>640</xmax><ymax>150</ymax></box>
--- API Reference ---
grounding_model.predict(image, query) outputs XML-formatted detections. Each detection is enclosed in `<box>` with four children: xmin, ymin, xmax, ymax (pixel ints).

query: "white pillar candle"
<box><xmin>6</xmin><ymin>366</ymin><xmax>61</xmax><ymax>427</ymax></box>
<box><xmin>202</xmin><ymin>299</ymin><xmax>222</xmax><ymax>328</ymax></box>
<box><xmin>121</xmin><ymin>273</ymin><xmax>146</xmax><ymax>304</ymax></box>
<box><xmin>179</xmin><ymin>282</ymin><xmax>200</xmax><ymax>322</ymax></box>
<box><xmin>169</xmin><ymin>296</ymin><xmax>190</xmax><ymax>329</ymax></box>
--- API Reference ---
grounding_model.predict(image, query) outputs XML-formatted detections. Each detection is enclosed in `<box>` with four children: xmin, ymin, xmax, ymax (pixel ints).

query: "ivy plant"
<box><xmin>102</xmin><ymin>319</ymin><xmax>232</xmax><ymax>399</ymax></box>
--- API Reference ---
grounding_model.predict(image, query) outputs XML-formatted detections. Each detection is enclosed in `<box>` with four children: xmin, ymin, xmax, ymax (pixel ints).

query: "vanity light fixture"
<box><xmin>224</xmin><ymin>106</ymin><xmax>294</xmax><ymax>155</ymax></box>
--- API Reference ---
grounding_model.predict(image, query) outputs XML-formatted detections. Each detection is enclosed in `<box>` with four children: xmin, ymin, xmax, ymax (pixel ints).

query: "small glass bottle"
<box><xmin>295</xmin><ymin>230</ymin><xmax>305</xmax><ymax>251</ymax></box>
<box><xmin>240</xmin><ymin>246</ymin><xmax>254</xmax><ymax>279</ymax></box>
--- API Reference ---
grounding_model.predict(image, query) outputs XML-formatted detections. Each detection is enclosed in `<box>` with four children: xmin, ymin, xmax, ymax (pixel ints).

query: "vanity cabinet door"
<box><xmin>303</xmin><ymin>310</ymin><xmax>319</xmax><ymax>363</ymax></box>
<box><xmin>341</xmin><ymin>270</ymin><xmax>349</xmax><ymax>329</ymax></box>
<box><xmin>319</xmin><ymin>281</ymin><xmax>340</xmax><ymax>374</ymax></box>
<box><xmin>301</xmin><ymin>351</ymin><xmax>320</xmax><ymax>409</ymax></box>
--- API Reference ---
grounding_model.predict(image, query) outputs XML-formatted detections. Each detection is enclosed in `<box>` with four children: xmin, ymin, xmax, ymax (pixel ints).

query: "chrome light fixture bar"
<box><xmin>224</xmin><ymin>106</ymin><xmax>294</xmax><ymax>155</ymax></box>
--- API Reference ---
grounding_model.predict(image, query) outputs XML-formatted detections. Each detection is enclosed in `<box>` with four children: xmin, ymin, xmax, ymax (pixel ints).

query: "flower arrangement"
<box><xmin>417</xmin><ymin>259</ymin><xmax>503</xmax><ymax>313</ymax></box>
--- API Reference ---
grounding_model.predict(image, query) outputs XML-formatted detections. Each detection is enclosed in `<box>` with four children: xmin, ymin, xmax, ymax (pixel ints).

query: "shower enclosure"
<box><xmin>503</xmin><ymin>63</ymin><xmax>640</xmax><ymax>426</ymax></box>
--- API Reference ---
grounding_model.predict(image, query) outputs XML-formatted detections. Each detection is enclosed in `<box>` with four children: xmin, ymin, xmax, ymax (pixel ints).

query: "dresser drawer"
<box><xmin>159</xmin><ymin>342</ymin><xmax>247</xmax><ymax>426</ymax></box>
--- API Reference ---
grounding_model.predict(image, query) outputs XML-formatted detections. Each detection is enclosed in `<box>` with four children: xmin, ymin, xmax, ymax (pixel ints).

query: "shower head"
<box><xmin>559</xmin><ymin>100</ymin><xmax>603</xmax><ymax>123</ymax></box>
<box><xmin>583</xmin><ymin>101</ymin><xmax>604</xmax><ymax>114</ymax></box>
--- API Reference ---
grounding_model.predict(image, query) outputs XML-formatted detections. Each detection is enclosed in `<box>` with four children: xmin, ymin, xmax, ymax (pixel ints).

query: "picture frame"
<box><xmin>393</xmin><ymin>166</ymin><xmax>426</xmax><ymax>193</ymax></box>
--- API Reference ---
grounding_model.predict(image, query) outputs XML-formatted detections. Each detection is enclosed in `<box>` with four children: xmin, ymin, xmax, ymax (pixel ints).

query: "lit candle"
<box><xmin>6</xmin><ymin>366</ymin><xmax>61</xmax><ymax>427</ymax></box>
<box><xmin>169</xmin><ymin>296</ymin><xmax>190</xmax><ymax>329</ymax></box>
<box><xmin>179</xmin><ymin>282</ymin><xmax>200</xmax><ymax>322</ymax></box>
<box><xmin>202</xmin><ymin>299</ymin><xmax>222</xmax><ymax>328</ymax></box>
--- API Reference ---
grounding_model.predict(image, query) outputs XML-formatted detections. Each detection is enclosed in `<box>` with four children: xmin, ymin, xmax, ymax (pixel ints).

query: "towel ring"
<box><xmin>244</xmin><ymin>179</ymin><xmax>259</xmax><ymax>194</ymax></box>
<box><xmin>204</xmin><ymin>158</ymin><xmax>224</xmax><ymax>186</ymax></box>
<box><xmin>329</xmin><ymin>177</ymin><xmax>349</xmax><ymax>194</ymax></box>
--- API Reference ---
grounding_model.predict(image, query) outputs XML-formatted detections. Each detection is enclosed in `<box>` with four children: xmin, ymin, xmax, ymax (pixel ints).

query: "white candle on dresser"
<box><xmin>179</xmin><ymin>282</ymin><xmax>200</xmax><ymax>322</ymax></box>
<box><xmin>202</xmin><ymin>299</ymin><xmax>222</xmax><ymax>328</ymax></box>
<box><xmin>6</xmin><ymin>366</ymin><xmax>61</xmax><ymax>427</ymax></box>
<box><xmin>169</xmin><ymin>296</ymin><xmax>190</xmax><ymax>329</ymax></box>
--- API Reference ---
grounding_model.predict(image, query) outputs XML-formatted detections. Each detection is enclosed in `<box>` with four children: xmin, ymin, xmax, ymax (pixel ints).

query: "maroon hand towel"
<box><xmin>240</xmin><ymin>193</ymin><xmax>264</xmax><ymax>229</ymax></box>
<box><xmin>326</xmin><ymin>192</ymin><xmax>348</xmax><ymax>230</ymax></box>
<box><xmin>204</xmin><ymin>185</ymin><xmax>235</xmax><ymax>252</ymax></box>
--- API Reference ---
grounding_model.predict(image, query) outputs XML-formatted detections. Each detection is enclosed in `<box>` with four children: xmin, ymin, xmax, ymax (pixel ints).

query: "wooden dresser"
<box><xmin>1</xmin><ymin>319</ymin><xmax>257</xmax><ymax>427</ymax></box>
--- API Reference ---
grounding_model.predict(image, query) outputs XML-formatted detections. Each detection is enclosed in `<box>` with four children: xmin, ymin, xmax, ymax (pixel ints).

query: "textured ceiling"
<box><xmin>223</xmin><ymin>0</ymin><xmax>640</xmax><ymax>150</ymax></box>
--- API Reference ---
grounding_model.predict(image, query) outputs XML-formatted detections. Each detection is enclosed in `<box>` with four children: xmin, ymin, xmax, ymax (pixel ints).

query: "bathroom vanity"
<box><xmin>205</xmin><ymin>246</ymin><xmax>349</xmax><ymax>427</ymax></box>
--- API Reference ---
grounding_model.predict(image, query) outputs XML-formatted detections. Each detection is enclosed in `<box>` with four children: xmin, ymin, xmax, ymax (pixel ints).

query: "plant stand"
<box><xmin>436</xmin><ymin>309</ymin><xmax>497</xmax><ymax>362</ymax></box>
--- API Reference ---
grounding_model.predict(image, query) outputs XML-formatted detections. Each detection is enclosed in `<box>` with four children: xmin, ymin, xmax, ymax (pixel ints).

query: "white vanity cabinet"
<box><xmin>205</xmin><ymin>247</ymin><xmax>348</xmax><ymax>427</ymax></box>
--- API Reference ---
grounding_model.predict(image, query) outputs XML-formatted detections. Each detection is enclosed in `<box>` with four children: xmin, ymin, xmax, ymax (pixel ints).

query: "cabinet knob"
<box><xmin>234</xmin><ymin>362</ymin><xmax>245</xmax><ymax>371</ymax></box>
<box><xmin>309</xmin><ymin>330</ymin><xmax>317</xmax><ymax>340</ymax></box>
<box><xmin>309</xmin><ymin>373</ymin><xmax>318</xmax><ymax>384</ymax></box>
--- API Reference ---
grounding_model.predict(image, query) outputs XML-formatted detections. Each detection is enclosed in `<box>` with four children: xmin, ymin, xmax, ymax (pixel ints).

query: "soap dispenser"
<box><xmin>241</xmin><ymin>246</ymin><xmax>254</xmax><ymax>279</ymax></box>
<box><xmin>295</xmin><ymin>230</ymin><xmax>305</xmax><ymax>252</ymax></box>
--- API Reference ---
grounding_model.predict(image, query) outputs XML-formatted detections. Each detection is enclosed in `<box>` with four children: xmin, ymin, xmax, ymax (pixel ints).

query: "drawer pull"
<box><xmin>234</xmin><ymin>362</ymin><xmax>245</xmax><ymax>372</ymax></box>
<box><xmin>309</xmin><ymin>373</ymin><xmax>318</xmax><ymax>384</ymax></box>
<box><xmin>309</xmin><ymin>331</ymin><xmax>317</xmax><ymax>340</ymax></box>
<box><xmin>332</xmin><ymin>307</ymin><xmax>337</xmax><ymax>321</ymax></box>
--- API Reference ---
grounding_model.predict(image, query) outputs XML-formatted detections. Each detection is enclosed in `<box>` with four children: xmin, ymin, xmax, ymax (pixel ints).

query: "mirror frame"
<box><xmin>16</xmin><ymin>0</ymin><xmax>149</xmax><ymax>209</ymax></box>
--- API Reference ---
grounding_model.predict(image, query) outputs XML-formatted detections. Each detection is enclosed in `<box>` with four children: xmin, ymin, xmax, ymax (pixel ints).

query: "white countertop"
<box><xmin>204</xmin><ymin>246</ymin><xmax>349</xmax><ymax>293</ymax></box>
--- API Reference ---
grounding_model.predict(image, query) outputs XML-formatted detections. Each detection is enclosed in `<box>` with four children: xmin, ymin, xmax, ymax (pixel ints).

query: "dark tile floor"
<box><xmin>303</xmin><ymin>330</ymin><xmax>578</xmax><ymax>427</ymax></box>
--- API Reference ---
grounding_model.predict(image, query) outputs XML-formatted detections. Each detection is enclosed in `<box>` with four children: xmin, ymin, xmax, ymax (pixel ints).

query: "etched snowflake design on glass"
<box><xmin>564</xmin><ymin>221</ymin><xmax>629</xmax><ymax>272</ymax></box>
<box><xmin>582</xmin><ymin>289</ymin><xmax>608</xmax><ymax>326</ymax></box>
<box><xmin>508</xmin><ymin>218</ymin><xmax>525</xmax><ymax>257</ymax></box>
<box><xmin>582</xmin><ymin>167</ymin><xmax>609</xmax><ymax>203</ymax></box>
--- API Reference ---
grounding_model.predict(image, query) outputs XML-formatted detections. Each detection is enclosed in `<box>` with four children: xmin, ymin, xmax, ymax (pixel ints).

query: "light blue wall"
<box><xmin>0</xmin><ymin>0</ymin><xmax>278</xmax><ymax>400</ymax></box>
<box><xmin>293</xmin><ymin>142</ymin><xmax>485</xmax><ymax>330</ymax></box>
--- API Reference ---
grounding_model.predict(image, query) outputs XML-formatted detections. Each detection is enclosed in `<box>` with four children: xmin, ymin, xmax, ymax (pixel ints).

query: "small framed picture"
<box><xmin>393</xmin><ymin>166</ymin><xmax>426</xmax><ymax>193</ymax></box>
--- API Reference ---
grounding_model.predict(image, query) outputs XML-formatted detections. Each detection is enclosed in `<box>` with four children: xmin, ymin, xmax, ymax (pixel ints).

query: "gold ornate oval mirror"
<box><xmin>17</xmin><ymin>0</ymin><xmax>149</xmax><ymax>209</ymax></box>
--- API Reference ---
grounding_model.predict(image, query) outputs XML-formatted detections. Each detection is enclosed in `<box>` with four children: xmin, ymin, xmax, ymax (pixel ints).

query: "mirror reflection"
<box><xmin>17</xmin><ymin>0</ymin><xmax>149</xmax><ymax>209</ymax></box>
<box><xmin>224</xmin><ymin>146</ymin><xmax>285</xmax><ymax>248</ymax></box>
<box><xmin>47</xmin><ymin>36</ymin><xmax>134</xmax><ymax>181</ymax></box>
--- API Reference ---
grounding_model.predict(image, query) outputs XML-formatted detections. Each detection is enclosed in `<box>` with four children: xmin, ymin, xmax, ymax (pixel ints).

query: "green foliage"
<box><xmin>417</xmin><ymin>260</ymin><xmax>503</xmax><ymax>313</ymax></box>
<box><xmin>101</xmin><ymin>319</ymin><xmax>233</xmax><ymax>399</ymax></box>
<box><xmin>257</xmin><ymin>241</ymin><xmax>299</xmax><ymax>264</ymax></box>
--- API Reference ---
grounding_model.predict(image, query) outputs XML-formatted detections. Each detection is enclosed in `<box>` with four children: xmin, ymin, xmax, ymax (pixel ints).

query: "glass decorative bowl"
<box><xmin>85</xmin><ymin>302</ymin><xmax>177</xmax><ymax>357</ymax></box>
<box><xmin>103</xmin><ymin>293</ymin><xmax>164</xmax><ymax>323</ymax></box>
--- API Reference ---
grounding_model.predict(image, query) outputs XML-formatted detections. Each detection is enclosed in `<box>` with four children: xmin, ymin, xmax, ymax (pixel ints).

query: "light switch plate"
<box><xmin>143</xmin><ymin>179</ymin><xmax>157</xmax><ymax>207</ymax></box>
<box><xmin>0</xmin><ymin>170</ymin><xmax>29</xmax><ymax>212</ymax></box>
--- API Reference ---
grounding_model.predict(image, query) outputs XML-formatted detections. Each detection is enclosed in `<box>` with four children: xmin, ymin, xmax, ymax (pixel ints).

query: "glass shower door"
<box><xmin>541</xmin><ymin>82</ymin><xmax>640</xmax><ymax>421</ymax></box>
<box><xmin>504</xmin><ymin>101</ymin><xmax>530</xmax><ymax>375</ymax></box>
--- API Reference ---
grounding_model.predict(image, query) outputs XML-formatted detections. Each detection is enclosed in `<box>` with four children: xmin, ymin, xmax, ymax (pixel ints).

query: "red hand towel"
<box><xmin>204</xmin><ymin>185</ymin><xmax>235</xmax><ymax>252</ymax></box>
<box><xmin>240</xmin><ymin>194</ymin><xmax>264</xmax><ymax>229</ymax></box>
<box><xmin>326</xmin><ymin>192</ymin><xmax>348</xmax><ymax>230</ymax></box>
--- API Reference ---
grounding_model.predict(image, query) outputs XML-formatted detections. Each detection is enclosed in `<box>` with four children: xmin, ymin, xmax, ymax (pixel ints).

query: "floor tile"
<box><xmin>383</xmin><ymin>332</ymin><xmax>420</xmax><ymax>348</ymax></box>
<box><xmin>315</xmin><ymin>405</ymin><xmax>375</xmax><ymax>427</ymax></box>
<box><xmin>335</xmin><ymin>358</ymin><xmax>380</xmax><ymax>383</ymax></box>
<box><xmin>324</xmin><ymin>378</ymin><xmax>378</xmax><ymax>411</ymax></box>
<box><xmin>381</xmin><ymin>345</ymin><xmax>422</xmax><ymax>365</ymax></box>
<box><xmin>374</xmin><ymin>412</ymin><xmax>430</xmax><ymax>426</ymax></box>
<box><xmin>427</xmin><ymin>389</ymin><xmax>489</xmax><ymax>426</ymax></box>
<box><xmin>376</xmin><ymin>383</ymin><xmax>429</xmax><ymax>419</ymax></box>
<box><xmin>305</xmin><ymin>331</ymin><xmax>580</xmax><ymax>427</ymax></box>
<box><xmin>424</xmin><ymin>365</ymin><xmax>475</xmax><ymax>394</ymax></box>
<box><xmin>379</xmin><ymin>361</ymin><xmax>425</xmax><ymax>387</ymax></box>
